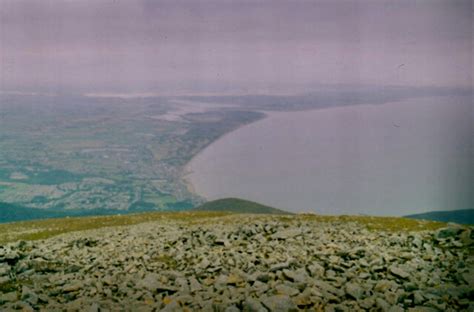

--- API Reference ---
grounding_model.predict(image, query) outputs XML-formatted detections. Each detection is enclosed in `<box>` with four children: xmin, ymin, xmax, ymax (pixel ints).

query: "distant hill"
<box><xmin>0</xmin><ymin>202</ymin><xmax>137</xmax><ymax>224</ymax></box>
<box><xmin>0</xmin><ymin>202</ymin><xmax>67</xmax><ymax>223</ymax></box>
<box><xmin>405</xmin><ymin>209</ymin><xmax>474</xmax><ymax>225</ymax></box>
<box><xmin>193</xmin><ymin>198</ymin><xmax>291</xmax><ymax>214</ymax></box>
<box><xmin>1</xmin><ymin>197</ymin><xmax>291</xmax><ymax>223</ymax></box>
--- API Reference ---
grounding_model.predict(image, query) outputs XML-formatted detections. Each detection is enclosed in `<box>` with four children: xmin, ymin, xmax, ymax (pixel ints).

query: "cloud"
<box><xmin>0</xmin><ymin>0</ymin><xmax>472</xmax><ymax>93</ymax></box>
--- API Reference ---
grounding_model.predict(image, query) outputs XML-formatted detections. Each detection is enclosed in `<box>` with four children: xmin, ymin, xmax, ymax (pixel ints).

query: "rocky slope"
<box><xmin>0</xmin><ymin>214</ymin><xmax>473</xmax><ymax>311</ymax></box>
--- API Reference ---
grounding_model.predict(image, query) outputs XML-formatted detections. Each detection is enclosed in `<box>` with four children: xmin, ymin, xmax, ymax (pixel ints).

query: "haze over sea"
<box><xmin>1</xmin><ymin>1</ymin><xmax>472</xmax><ymax>221</ymax></box>
<box><xmin>187</xmin><ymin>95</ymin><xmax>473</xmax><ymax>216</ymax></box>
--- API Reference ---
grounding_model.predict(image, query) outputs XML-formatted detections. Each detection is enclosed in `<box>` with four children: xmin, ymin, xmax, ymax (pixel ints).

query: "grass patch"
<box><xmin>0</xmin><ymin>210</ymin><xmax>448</xmax><ymax>245</ymax></box>
<box><xmin>295</xmin><ymin>214</ymin><xmax>446</xmax><ymax>232</ymax></box>
<box><xmin>153</xmin><ymin>255</ymin><xmax>178</xmax><ymax>269</ymax></box>
<box><xmin>0</xmin><ymin>277</ymin><xmax>33</xmax><ymax>294</ymax></box>
<box><xmin>0</xmin><ymin>280</ymin><xmax>18</xmax><ymax>293</ymax></box>
<box><xmin>0</xmin><ymin>211</ymin><xmax>230</xmax><ymax>244</ymax></box>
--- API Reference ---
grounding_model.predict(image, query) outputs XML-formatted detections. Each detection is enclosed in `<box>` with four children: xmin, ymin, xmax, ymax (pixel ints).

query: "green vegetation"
<box><xmin>1</xmin><ymin>198</ymin><xmax>450</xmax><ymax>245</ymax></box>
<box><xmin>0</xmin><ymin>167</ymin><xmax>82</xmax><ymax>185</ymax></box>
<box><xmin>294</xmin><ymin>214</ymin><xmax>447</xmax><ymax>232</ymax></box>
<box><xmin>27</xmin><ymin>169</ymin><xmax>83</xmax><ymax>185</ymax></box>
<box><xmin>1</xmin><ymin>92</ymin><xmax>468</xmax><ymax>224</ymax></box>
<box><xmin>0</xmin><ymin>202</ymin><xmax>60</xmax><ymax>222</ymax></box>
<box><xmin>0</xmin><ymin>211</ymin><xmax>231</xmax><ymax>244</ymax></box>
<box><xmin>193</xmin><ymin>198</ymin><xmax>291</xmax><ymax>214</ymax></box>
<box><xmin>0</xmin><ymin>94</ymin><xmax>266</xmax><ymax>217</ymax></box>
<box><xmin>0</xmin><ymin>210</ymin><xmax>447</xmax><ymax>245</ymax></box>
<box><xmin>405</xmin><ymin>209</ymin><xmax>474</xmax><ymax>225</ymax></box>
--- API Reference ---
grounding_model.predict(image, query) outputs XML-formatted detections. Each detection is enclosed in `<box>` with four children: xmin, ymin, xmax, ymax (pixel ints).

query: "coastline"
<box><xmin>177</xmin><ymin>95</ymin><xmax>473</xmax><ymax>215</ymax></box>
<box><xmin>180</xmin><ymin>110</ymin><xmax>274</xmax><ymax>201</ymax></box>
<box><xmin>177</xmin><ymin>99</ymin><xmax>402</xmax><ymax>202</ymax></box>
<box><xmin>180</xmin><ymin>166</ymin><xmax>199</xmax><ymax>198</ymax></box>
<box><xmin>177</xmin><ymin>93</ymin><xmax>429</xmax><ymax>197</ymax></box>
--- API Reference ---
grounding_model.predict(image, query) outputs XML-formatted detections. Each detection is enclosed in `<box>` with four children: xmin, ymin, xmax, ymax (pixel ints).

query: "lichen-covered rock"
<box><xmin>0</xmin><ymin>215</ymin><xmax>472</xmax><ymax>311</ymax></box>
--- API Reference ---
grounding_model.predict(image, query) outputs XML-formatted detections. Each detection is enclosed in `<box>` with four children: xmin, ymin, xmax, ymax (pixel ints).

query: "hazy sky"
<box><xmin>1</xmin><ymin>0</ymin><xmax>472</xmax><ymax>94</ymax></box>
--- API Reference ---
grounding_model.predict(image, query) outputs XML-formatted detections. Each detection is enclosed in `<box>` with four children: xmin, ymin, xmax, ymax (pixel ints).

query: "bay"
<box><xmin>187</xmin><ymin>96</ymin><xmax>473</xmax><ymax>216</ymax></box>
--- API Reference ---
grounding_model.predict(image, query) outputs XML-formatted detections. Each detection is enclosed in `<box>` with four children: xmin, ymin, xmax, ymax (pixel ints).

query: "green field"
<box><xmin>0</xmin><ymin>94</ymin><xmax>264</xmax><ymax>216</ymax></box>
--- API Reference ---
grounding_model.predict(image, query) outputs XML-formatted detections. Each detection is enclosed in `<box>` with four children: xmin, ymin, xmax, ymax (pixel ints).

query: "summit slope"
<box><xmin>0</xmin><ymin>213</ymin><xmax>472</xmax><ymax>311</ymax></box>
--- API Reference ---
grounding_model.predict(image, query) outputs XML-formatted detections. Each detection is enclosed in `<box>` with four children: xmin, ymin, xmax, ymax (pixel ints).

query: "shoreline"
<box><xmin>178</xmin><ymin>99</ymin><xmax>399</xmax><ymax>202</ymax></box>
<box><xmin>178</xmin><ymin>93</ymin><xmax>458</xmax><ymax>208</ymax></box>
<box><xmin>179</xmin><ymin>110</ymin><xmax>274</xmax><ymax>201</ymax></box>
<box><xmin>177</xmin><ymin>95</ymin><xmax>472</xmax><ymax>215</ymax></box>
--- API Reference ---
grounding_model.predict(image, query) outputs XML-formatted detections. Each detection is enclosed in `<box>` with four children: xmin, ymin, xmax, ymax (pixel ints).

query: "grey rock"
<box><xmin>374</xmin><ymin>280</ymin><xmax>397</xmax><ymax>292</ymax></box>
<box><xmin>425</xmin><ymin>300</ymin><xmax>446</xmax><ymax>311</ymax></box>
<box><xmin>389</xmin><ymin>266</ymin><xmax>410</xmax><ymax>279</ymax></box>
<box><xmin>63</xmin><ymin>281</ymin><xmax>84</xmax><ymax>292</ymax></box>
<box><xmin>174</xmin><ymin>294</ymin><xmax>194</xmax><ymax>305</ymax></box>
<box><xmin>436</xmin><ymin>227</ymin><xmax>463</xmax><ymax>240</ymax></box>
<box><xmin>136</xmin><ymin>273</ymin><xmax>177</xmax><ymax>293</ymax></box>
<box><xmin>345</xmin><ymin>282</ymin><xmax>364</xmax><ymax>300</ymax></box>
<box><xmin>226</xmin><ymin>273</ymin><xmax>245</xmax><ymax>285</ymax></box>
<box><xmin>359</xmin><ymin>297</ymin><xmax>375</xmax><ymax>309</ymax></box>
<box><xmin>87</xmin><ymin>303</ymin><xmax>100</xmax><ymax>312</ymax></box>
<box><xmin>253</xmin><ymin>280</ymin><xmax>270</xmax><ymax>294</ymax></box>
<box><xmin>160</xmin><ymin>300</ymin><xmax>181</xmax><ymax>312</ymax></box>
<box><xmin>282</xmin><ymin>269</ymin><xmax>307</xmax><ymax>283</ymax></box>
<box><xmin>313</xmin><ymin>280</ymin><xmax>344</xmax><ymax>297</ymax></box>
<box><xmin>261</xmin><ymin>295</ymin><xmax>298</xmax><ymax>312</ymax></box>
<box><xmin>388</xmin><ymin>306</ymin><xmax>404</xmax><ymax>312</ymax></box>
<box><xmin>293</xmin><ymin>288</ymin><xmax>313</xmax><ymax>306</ymax></box>
<box><xmin>0</xmin><ymin>275</ymin><xmax>10</xmax><ymax>284</ymax></box>
<box><xmin>375</xmin><ymin>298</ymin><xmax>391</xmax><ymax>312</ymax></box>
<box><xmin>0</xmin><ymin>264</ymin><xmax>10</xmax><ymax>276</ymax></box>
<box><xmin>37</xmin><ymin>294</ymin><xmax>49</xmax><ymax>304</ymax></box>
<box><xmin>271</xmin><ymin>229</ymin><xmax>301</xmax><ymax>240</ymax></box>
<box><xmin>0</xmin><ymin>213</ymin><xmax>471</xmax><ymax>311</ymax></box>
<box><xmin>325</xmin><ymin>269</ymin><xmax>336</xmax><ymax>279</ymax></box>
<box><xmin>175</xmin><ymin>277</ymin><xmax>189</xmax><ymax>292</ymax></box>
<box><xmin>412</xmin><ymin>237</ymin><xmax>423</xmax><ymax>249</ymax></box>
<box><xmin>243</xmin><ymin>297</ymin><xmax>268</xmax><ymax>312</ymax></box>
<box><xmin>413</xmin><ymin>291</ymin><xmax>425</xmax><ymax>305</ymax></box>
<box><xmin>189</xmin><ymin>277</ymin><xmax>202</xmax><ymax>292</ymax></box>
<box><xmin>384</xmin><ymin>291</ymin><xmax>399</xmax><ymax>305</ymax></box>
<box><xmin>407</xmin><ymin>307</ymin><xmax>439</xmax><ymax>312</ymax></box>
<box><xmin>215</xmin><ymin>239</ymin><xmax>231</xmax><ymax>247</ymax></box>
<box><xmin>307</xmin><ymin>262</ymin><xmax>325</xmax><ymax>277</ymax></box>
<box><xmin>4</xmin><ymin>251</ymin><xmax>20</xmax><ymax>262</ymax></box>
<box><xmin>404</xmin><ymin>282</ymin><xmax>418</xmax><ymax>291</ymax></box>
<box><xmin>256</xmin><ymin>272</ymin><xmax>272</xmax><ymax>283</ymax></box>
<box><xmin>423</xmin><ymin>243</ymin><xmax>433</xmax><ymax>255</ymax></box>
<box><xmin>199</xmin><ymin>258</ymin><xmax>211</xmax><ymax>270</ymax></box>
<box><xmin>275</xmin><ymin>284</ymin><xmax>300</xmax><ymax>297</ymax></box>
<box><xmin>21</xmin><ymin>286</ymin><xmax>38</xmax><ymax>305</ymax></box>
<box><xmin>269</xmin><ymin>262</ymin><xmax>290</xmax><ymax>272</ymax></box>
<box><xmin>0</xmin><ymin>291</ymin><xmax>18</xmax><ymax>303</ymax></box>
<box><xmin>14</xmin><ymin>301</ymin><xmax>34</xmax><ymax>312</ymax></box>
<box><xmin>459</xmin><ymin>229</ymin><xmax>473</xmax><ymax>246</ymax></box>
<box><xmin>225</xmin><ymin>305</ymin><xmax>240</xmax><ymax>312</ymax></box>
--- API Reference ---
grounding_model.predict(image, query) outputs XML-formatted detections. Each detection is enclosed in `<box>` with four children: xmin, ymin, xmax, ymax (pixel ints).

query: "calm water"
<box><xmin>187</xmin><ymin>96</ymin><xmax>473</xmax><ymax>216</ymax></box>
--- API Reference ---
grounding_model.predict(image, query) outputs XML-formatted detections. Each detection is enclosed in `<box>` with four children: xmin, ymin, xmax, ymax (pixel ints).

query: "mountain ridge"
<box><xmin>405</xmin><ymin>209</ymin><xmax>474</xmax><ymax>225</ymax></box>
<box><xmin>193</xmin><ymin>198</ymin><xmax>291</xmax><ymax>215</ymax></box>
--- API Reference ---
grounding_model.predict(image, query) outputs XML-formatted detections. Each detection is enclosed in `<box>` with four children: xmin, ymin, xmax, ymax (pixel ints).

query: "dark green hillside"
<box><xmin>193</xmin><ymin>198</ymin><xmax>291</xmax><ymax>214</ymax></box>
<box><xmin>0</xmin><ymin>202</ymin><xmax>67</xmax><ymax>223</ymax></box>
<box><xmin>0</xmin><ymin>202</ymin><xmax>138</xmax><ymax>224</ymax></box>
<box><xmin>405</xmin><ymin>209</ymin><xmax>474</xmax><ymax>225</ymax></box>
